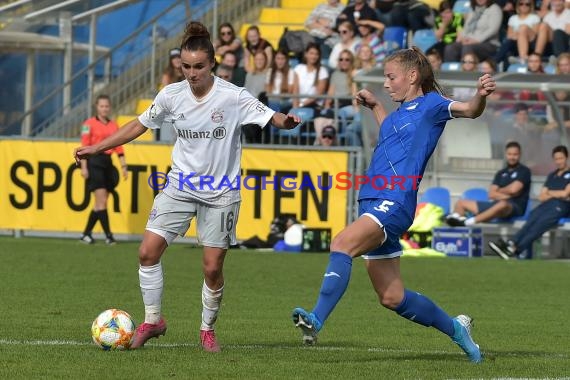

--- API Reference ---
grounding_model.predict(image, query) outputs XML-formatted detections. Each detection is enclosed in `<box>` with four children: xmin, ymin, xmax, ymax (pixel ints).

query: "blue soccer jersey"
<box><xmin>359</xmin><ymin>91</ymin><xmax>454</xmax><ymax>219</ymax></box>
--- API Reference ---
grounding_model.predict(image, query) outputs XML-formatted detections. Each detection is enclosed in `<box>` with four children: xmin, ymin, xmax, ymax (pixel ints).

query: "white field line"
<box><xmin>0</xmin><ymin>339</ymin><xmax>568</xmax><ymax>360</ymax></box>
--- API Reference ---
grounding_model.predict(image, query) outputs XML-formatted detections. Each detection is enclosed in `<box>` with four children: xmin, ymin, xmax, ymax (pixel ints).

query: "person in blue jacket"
<box><xmin>292</xmin><ymin>46</ymin><xmax>497</xmax><ymax>364</ymax></box>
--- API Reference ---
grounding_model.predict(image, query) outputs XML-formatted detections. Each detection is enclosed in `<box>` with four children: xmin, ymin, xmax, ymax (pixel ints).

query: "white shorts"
<box><xmin>146</xmin><ymin>192</ymin><xmax>240</xmax><ymax>248</ymax></box>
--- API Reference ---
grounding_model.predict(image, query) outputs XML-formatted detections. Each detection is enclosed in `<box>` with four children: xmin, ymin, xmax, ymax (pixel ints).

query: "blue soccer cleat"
<box><xmin>451</xmin><ymin>314</ymin><xmax>482</xmax><ymax>363</ymax></box>
<box><xmin>292</xmin><ymin>307</ymin><xmax>322</xmax><ymax>345</ymax></box>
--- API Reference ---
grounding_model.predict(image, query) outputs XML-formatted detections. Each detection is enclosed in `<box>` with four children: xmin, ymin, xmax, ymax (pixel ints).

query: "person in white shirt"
<box><xmin>534</xmin><ymin>0</ymin><xmax>570</xmax><ymax>58</ymax></box>
<box><xmin>74</xmin><ymin>21</ymin><xmax>300</xmax><ymax>353</ymax></box>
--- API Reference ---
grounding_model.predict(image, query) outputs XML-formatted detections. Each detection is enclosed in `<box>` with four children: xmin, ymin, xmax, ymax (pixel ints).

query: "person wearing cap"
<box><xmin>161</xmin><ymin>48</ymin><xmax>185</xmax><ymax>87</ymax></box>
<box><xmin>319</xmin><ymin>125</ymin><xmax>338</xmax><ymax>146</ymax></box>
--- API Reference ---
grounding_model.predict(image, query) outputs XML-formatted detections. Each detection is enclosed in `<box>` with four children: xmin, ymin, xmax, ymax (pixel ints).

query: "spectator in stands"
<box><xmin>213</xmin><ymin>22</ymin><xmax>244</xmax><ymax>65</ymax></box>
<box><xmin>494</xmin><ymin>0</ymin><xmax>540</xmax><ymax>70</ymax></box>
<box><xmin>489</xmin><ymin>145</ymin><xmax>570</xmax><ymax>259</ymax></box>
<box><xmin>479</xmin><ymin>57</ymin><xmax>497</xmax><ymax>74</ymax></box>
<box><xmin>426</xmin><ymin>48</ymin><xmax>443</xmax><ymax>71</ymax></box>
<box><xmin>304</xmin><ymin>0</ymin><xmax>346</xmax><ymax>59</ymax></box>
<box><xmin>328</xmin><ymin>21</ymin><xmax>360</xmax><ymax>69</ymax></box>
<box><xmin>221</xmin><ymin>51</ymin><xmax>246</xmax><ymax>86</ymax></box>
<box><xmin>265</xmin><ymin>49</ymin><xmax>296</xmax><ymax>113</ymax></box>
<box><xmin>518</xmin><ymin>53</ymin><xmax>547</xmax><ymax>113</ymax></box>
<box><xmin>428</xmin><ymin>1</ymin><xmax>464</xmax><ymax>59</ymax></box>
<box><xmin>443</xmin><ymin>0</ymin><xmax>503</xmax><ymax>63</ymax></box>
<box><xmin>371</xmin><ymin>0</ymin><xmax>395</xmax><ymax>25</ymax></box>
<box><xmin>318</xmin><ymin>50</ymin><xmax>358</xmax><ymax>143</ymax></box>
<box><xmin>544</xmin><ymin>52</ymin><xmax>570</xmax><ymax>145</ymax></box>
<box><xmin>161</xmin><ymin>48</ymin><xmax>185</xmax><ymax>87</ymax></box>
<box><xmin>215</xmin><ymin>64</ymin><xmax>233</xmax><ymax>82</ymax></box>
<box><xmin>243</xmin><ymin>25</ymin><xmax>274</xmax><ymax>73</ymax></box>
<box><xmin>504</xmin><ymin>102</ymin><xmax>544</xmax><ymax>159</ymax></box>
<box><xmin>534</xmin><ymin>0</ymin><xmax>570</xmax><ymax>59</ymax></box>
<box><xmin>79</xmin><ymin>95</ymin><xmax>128</xmax><ymax>245</ymax></box>
<box><xmin>317</xmin><ymin>124</ymin><xmax>338</xmax><ymax>146</ymax></box>
<box><xmin>290</xmin><ymin>43</ymin><xmax>329</xmax><ymax>123</ymax></box>
<box><xmin>446</xmin><ymin>141</ymin><xmax>531</xmax><ymax>226</ymax></box>
<box><xmin>390</xmin><ymin>0</ymin><xmax>435</xmax><ymax>33</ymax></box>
<box><xmin>244</xmin><ymin>51</ymin><xmax>269</xmax><ymax>99</ymax></box>
<box><xmin>355</xmin><ymin>14</ymin><xmax>391</xmax><ymax>65</ymax></box>
<box><xmin>353</xmin><ymin>43</ymin><xmax>378</xmax><ymax>73</ymax></box>
<box><xmin>336</xmin><ymin>0</ymin><xmax>381</xmax><ymax>37</ymax></box>
<box><xmin>452</xmin><ymin>52</ymin><xmax>479</xmax><ymax>101</ymax></box>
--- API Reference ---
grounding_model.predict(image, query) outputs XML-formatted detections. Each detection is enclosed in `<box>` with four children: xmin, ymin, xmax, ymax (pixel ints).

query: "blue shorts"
<box><xmin>358</xmin><ymin>199</ymin><xmax>414</xmax><ymax>259</ymax></box>
<box><xmin>476</xmin><ymin>200</ymin><xmax>524</xmax><ymax>217</ymax></box>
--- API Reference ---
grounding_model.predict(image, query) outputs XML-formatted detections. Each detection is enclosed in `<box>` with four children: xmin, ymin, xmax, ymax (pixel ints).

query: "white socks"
<box><xmin>465</xmin><ymin>217</ymin><xmax>476</xmax><ymax>226</ymax></box>
<box><xmin>201</xmin><ymin>281</ymin><xmax>224</xmax><ymax>331</ymax></box>
<box><xmin>139</xmin><ymin>262</ymin><xmax>163</xmax><ymax>324</ymax></box>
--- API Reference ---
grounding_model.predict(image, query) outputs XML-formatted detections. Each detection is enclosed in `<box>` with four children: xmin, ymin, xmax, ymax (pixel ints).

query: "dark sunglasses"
<box><xmin>322</xmin><ymin>135</ymin><xmax>334</xmax><ymax>139</ymax></box>
<box><xmin>338</xmin><ymin>57</ymin><xmax>351</xmax><ymax>62</ymax></box>
<box><xmin>220</xmin><ymin>31</ymin><xmax>233</xmax><ymax>36</ymax></box>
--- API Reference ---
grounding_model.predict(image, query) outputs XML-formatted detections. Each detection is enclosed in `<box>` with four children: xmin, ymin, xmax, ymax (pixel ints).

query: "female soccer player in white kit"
<box><xmin>74</xmin><ymin>21</ymin><xmax>301</xmax><ymax>352</ymax></box>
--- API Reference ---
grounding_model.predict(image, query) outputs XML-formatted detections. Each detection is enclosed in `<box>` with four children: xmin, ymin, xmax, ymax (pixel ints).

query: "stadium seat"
<box><xmin>462</xmin><ymin>187</ymin><xmax>488</xmax><ymax>201</ymax></box>
<box><xmin>412</xmin><ymin>29</ymin><xmax>437</xmax><ymax>53</ymax></box>
<box><xmin>544</xmin><ymin>63</ymin><xmax>556</xmax><ymax>74</ymax></box>
<box><xmin>116</xmin><ymin>115</ymin><xmax>154</xmax><ymax>141</ymax></box>
<box><xmin>259</xmin><ymin>8</ymin><xmax>312</xmax><ymax>24</ymax></box>
<box><xmin>383</xmin><ymin>26</ymin><xmax>408</xmax><ymax>50</ymax></box>
<box><xmin>452</xmin><ymin>0</ymin><xmax>471</xmax><ymax>14</ymax></box>
<box><xmin>441</xmin><ymin>61</ymin><xmax>462</xmax><ymax>71</ymax></box>
<box><xmin>135</xmin><ymin>99</ymin><xmax>153</xmax><ymax>114</ymax></box>
<box><xmin>419</xmin><ymin>187</ymin><xmax>451</xmax><ymax>215</ymax></box>
<box><xmin>507</xmin><ymin>63</ymin><xmax>528</xmax><ymax>73</ymax></box>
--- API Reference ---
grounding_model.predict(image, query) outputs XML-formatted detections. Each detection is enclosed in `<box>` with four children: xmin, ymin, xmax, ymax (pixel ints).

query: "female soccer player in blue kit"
<box><xmin>292</xmin><ymin>47</ymin><xmax>496</xmax><ymax>363</ymax></box>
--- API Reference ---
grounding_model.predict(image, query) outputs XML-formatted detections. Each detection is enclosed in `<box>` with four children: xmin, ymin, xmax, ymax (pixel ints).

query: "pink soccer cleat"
<box><xmin>200</xmin><ymin>329</ymin><xmax>221</xmax><ymax>353</ymax></box>
<box><xmin>130</xmin><ymin>318</ymin><xmax>167</xmax><ymax>349</ymax></box>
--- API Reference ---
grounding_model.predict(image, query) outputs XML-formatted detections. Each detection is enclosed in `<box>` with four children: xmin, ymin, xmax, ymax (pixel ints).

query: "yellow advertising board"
<box><xmin>0</xmin><ymin>140</ymin><xmax>349</xmax><ymax>239</ymax></box>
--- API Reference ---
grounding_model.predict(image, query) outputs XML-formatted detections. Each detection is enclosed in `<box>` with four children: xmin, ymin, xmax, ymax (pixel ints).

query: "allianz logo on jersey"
<box><xmin>177</xmin><ymin>127</ymin><xmax>226</xmax><ymax>140</ymax></box>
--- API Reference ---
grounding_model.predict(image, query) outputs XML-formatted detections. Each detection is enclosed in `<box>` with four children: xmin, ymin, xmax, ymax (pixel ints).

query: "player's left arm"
<box><xmin>546</xmin><ymin>183</ymin><xmax>570</xmax><ymax>200</ymax></box>
<box><xmin>450</xmin><ymin>74</ymin><xmax>496</xmax><ymax>118</ymax></box>
<box><xmin>271</xmin><ymin>112</ymin><xmax>302</xmax><ymax>130</ymax></box>
<box><xmin>498</xmin><ymin>180</ymin><xmax>524</xmax><ymax>197</ymax></box>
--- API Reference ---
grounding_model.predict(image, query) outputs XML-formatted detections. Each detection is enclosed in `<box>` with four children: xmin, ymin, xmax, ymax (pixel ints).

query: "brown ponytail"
<box><xmin>384</xmin><ymin>47</ymin><xmax>446</xmax><ymax>96</ymax></box>
<box><xmin>180</xmin><ymin>21</ymin><xmax>215</xmax><ymax>63</ymax></box>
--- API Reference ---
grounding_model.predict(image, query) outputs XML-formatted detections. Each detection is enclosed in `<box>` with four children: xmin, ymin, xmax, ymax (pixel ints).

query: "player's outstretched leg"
<box><xmin>451</xmin><ymin>315</ymin><xmax>482</xmax><ymax>363</ymax></box>
<box><xmin>292</xmin><ymin>307</ymin><xmax>322</xmax><ymax>345</ymax></box>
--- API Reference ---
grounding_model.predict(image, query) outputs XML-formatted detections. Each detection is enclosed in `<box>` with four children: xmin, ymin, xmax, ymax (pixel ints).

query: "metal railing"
<box><xmin>9</xmin><ymin>0</ymin><xmax>274</xmax><ymax>138</ymax></box>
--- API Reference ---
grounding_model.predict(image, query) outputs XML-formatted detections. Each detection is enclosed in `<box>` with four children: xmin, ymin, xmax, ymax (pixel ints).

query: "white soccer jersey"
<box><xmin>138</xmin><ymin>77</ymin><xmax>275</xmax><ymax>205</ymax></box>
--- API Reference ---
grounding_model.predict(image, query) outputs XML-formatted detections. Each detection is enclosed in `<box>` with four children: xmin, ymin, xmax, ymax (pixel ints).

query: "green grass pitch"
<box><xmin>0</xmin><ymin>237</ymin><xmax>569</xmax><ymax>379</ymax></box>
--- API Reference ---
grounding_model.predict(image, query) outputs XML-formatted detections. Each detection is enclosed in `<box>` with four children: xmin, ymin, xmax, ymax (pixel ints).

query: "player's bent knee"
<box><xmin>380</xmin><ymin>294</ymin><xmax>402</xmax><ymax>310</ymax></box>
<box><xmin>202</xmin><ymin>265</ymin><xmax>223</xmax><ymax>281</ymax></box>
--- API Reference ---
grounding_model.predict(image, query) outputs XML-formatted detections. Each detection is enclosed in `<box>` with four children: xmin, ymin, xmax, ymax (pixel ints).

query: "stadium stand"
<box><xmin>420</xmin><ymin>187</ymin><xmax>451</xmax><ymax>215</ymax></box>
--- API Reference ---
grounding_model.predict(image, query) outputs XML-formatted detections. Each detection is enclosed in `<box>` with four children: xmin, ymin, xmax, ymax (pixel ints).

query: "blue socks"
<box><xmin>312</xmin><ymin>252</ymin><xmax>353</xmax><ymax>325</ymax></box>
<box><xmin>394</xmin><ymin>289</ymin><xmax>455</xmax><ymax>337</ymax></box>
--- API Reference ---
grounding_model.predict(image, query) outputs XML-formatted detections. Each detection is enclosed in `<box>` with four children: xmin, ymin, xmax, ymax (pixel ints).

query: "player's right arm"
<box><xmin>355</xmin><ymin>89</ymin><xmax>387</xmax><ymax>125</ymax></box>
<box><xmin>487</xmin><ymin>184</ymin><xmax>509</xmax><ymax>200</ymax></box>
<box><xmin>74</xmin><ymin>118</ymin><xmax>147</xmax><ymax>164</ymax></box>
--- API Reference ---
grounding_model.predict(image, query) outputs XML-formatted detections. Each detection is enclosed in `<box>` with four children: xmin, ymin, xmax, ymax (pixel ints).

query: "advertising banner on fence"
<box><xmin>0</xmin><ymin>140</ymin><xmax>349</xmax><ymax>239</ymax></box>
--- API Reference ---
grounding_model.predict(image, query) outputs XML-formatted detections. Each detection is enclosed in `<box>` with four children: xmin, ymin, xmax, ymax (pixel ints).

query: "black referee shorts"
<box><xmin>87</xmin><ymin>154</ymin><xmax>119</xmax><ymax>192</ymax></box>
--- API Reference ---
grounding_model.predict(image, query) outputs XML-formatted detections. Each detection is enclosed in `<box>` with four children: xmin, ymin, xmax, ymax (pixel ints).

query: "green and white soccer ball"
<box><xmin>91</xmin><ymin>309</ymin><xmax>136</xmax><ymax>350</ymax></box>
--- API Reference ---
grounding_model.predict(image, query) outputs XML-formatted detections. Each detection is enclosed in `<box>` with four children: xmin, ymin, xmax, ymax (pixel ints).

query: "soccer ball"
<box><xmin>91</xmin><ymin>309</ymin><xmax>136</xmax><ymax>350</ymax></box>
